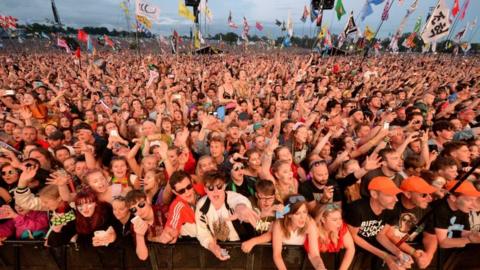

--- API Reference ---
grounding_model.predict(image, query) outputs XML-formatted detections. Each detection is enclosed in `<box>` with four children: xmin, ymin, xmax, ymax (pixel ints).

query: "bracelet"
<box><xmin>381</xmin><ymin>252</ymin><xmax>388</xmax><ymax>261</ymax></box>
<box><xmin>409</xmin><ymin>248</ymin><xmax>416</xmax><ymax>256</ymax></box>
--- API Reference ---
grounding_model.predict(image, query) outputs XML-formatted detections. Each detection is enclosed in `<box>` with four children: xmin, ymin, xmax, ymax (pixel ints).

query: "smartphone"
<box><xmin>383</xmin><ymin>122</ymin><xmax>390</xmax><ymax>130</ymax></box>
<box><xmin>172</xmin><ymin>94</ymin><xmax>181</xmax><ymax>100</ymax></box>
<box><xmin>110</xmin><ymin>130</ymin><xmax>119</xmax><ymax>137</ymax></box>
<box><xmin>4</xmin><ymin>90</ymin><xmax>15</xmax><ymax>96</ymax></box>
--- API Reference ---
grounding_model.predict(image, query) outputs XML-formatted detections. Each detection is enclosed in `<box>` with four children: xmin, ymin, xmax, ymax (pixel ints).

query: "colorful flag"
<box><xmin>87</xmin><ymin>36</ymin><xmax>94</xmax><ymax>53</ymax></box>
<box><xmin>460</xmin><ymin>0</ymin><xmax>470</xmax><ymax>20</ymax></box>
<box><xmin>120</xmin><ymin>1</ymin><xmax>129</xmax><ymax>15</ymax></box>
<box><xmin>194</xmin><ymin>28</ymin><xmax>201</xmax><ymax>49</ymax></box>
<box><xmin>335</xmin><ymin>0</ymin><xmax>346</xmax><ymax>21</ymax></box>
<box><xmin>392</xmin><ymin>0</ymin><xmax>419</xmax><ymax>42</ymax></box>
<box><xmin>317</xmin><ymin>27</ymin><xmax>326</xmax><ymax>39</ymax></box>
<box><xmin>403</xmin><ymin>32</ymin><xmax>417</xmax><ymax>48</ymax></box>
<box><xmin>315</xmin><ymin>11</ymin><xmax>323</xmax><ymax>27</ymax></box>
<box><xmin>228</xmin><ymin>11</ymin><xmax>238</xmax><ymax>28</ymax></box>
<box><xmin>178</xmin><ymin>0</ymin><xmax>195</xmax><ymax>22</ymax></box>
<box><xmin>199</xmin><ymin>0</ymin><xmax>213</xmax><ymax>23</ymax></box>
<box><xmin>360</xmin><ymin>1</ymin><xmax>374</xmax><ymax>21</ymax></box>
<box><xmin>421</xmin><ymin>0</ymin><xmax>451</xmax><ymax>43</ymax></box>
<box><xmin>255</xmin><ymin>22</ymin><xmax>264</xmax><ymax>31</ymax></box>
<box><xmin>368</xmin><ymin>0</ymin><xmax>385</xmax><ymax>5</ymax></box>
<box><xmin>324</xmin><ymin>29</ymin><xmax>332</xmax><ymax>48</ymax></box>
<box><xmin>344</xmin><ymin>11</ymin><xmax>358</xmax><ymax>36</ymax></box>
<box><xmin>452</xmin><ymin>0</ymin><xmax>460</xmax><ymax>17</ymax></box>
<box><xmin>381</xmin><ymin>0</ymin><xmax>392</xmax><ymax>21</ymax></box>
<box><xmin>364</xmin><ymin>25</ymin><xmax>374</xmax><ymax>40</ymax></box>
<box><xmin>413</xmin><ymin>16</ymin><xmax>422</xmax><ymax>33</ymax></box>
<box><xmin>243</xmin><ymin>17</ymin><xmax>250</xmax><ymax>34</ymax></box>
<box><xmin>300</xmin><ymin>5</ymin><xmax>310</xmax><ymax>22</ymax></box>
<box><xmin>310</xmin><ymin>8</ymin><xmax>318</xmax><ymax>23</ymax></box>
<box><xmin>77</xmin><ymin>29</ymin><xmax>88</xmax><ymax>43</ymax></box>
<box><xmin>282</xmin><ymin>36</ymin><xmax>292</xmax><ymax>48</ymax></box>
<box><xmin>460</xmin><ymin>42</ymin><xmax>471</xmax><ymax>53</ymax></box>
<box><xmin>136</xmin><ymin>15</ymin><xmax>152</xmax><ymax>29</ymax></box>
<box><xmin>104</xmin><ymin>35</ymin><xmax>114</xmax><ymax>47</ymax></box>
<box><xmin>454</xmin><ymin>27</ymin><xmax>467</xmax><ymax>43</ymax></box>
<box><xmin>135</xmin><ymin>0</ymin><xmax>160</xmax><ymax>21</ymax></box>
<box><xmin>57</xmin><ymin>38</ymin><xmax>70</xmax><ymax>53</ymax></box>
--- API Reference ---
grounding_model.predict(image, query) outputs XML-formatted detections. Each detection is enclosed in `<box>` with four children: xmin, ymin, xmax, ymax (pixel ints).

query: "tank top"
<box><xmin>283</xmin><ymin>229</ymin><xmax>306</xmax><ymax>245</ymax></box>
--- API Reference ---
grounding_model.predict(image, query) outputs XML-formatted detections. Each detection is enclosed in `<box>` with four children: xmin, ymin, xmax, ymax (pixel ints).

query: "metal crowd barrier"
<box><xmin>0</xmin><ymin>240</ymin><xmax>478</xmax><ymax>270</ymax></box>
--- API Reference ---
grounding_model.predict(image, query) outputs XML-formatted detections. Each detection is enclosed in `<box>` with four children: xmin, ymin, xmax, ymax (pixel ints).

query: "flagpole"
<box><xmin>360</xmin><ymin>0</ymin><xmax>395</xmax><ymax>66</ymax></box>
<box><xmin>443</xmin><ymin>14</ymin><xmax>461</xmax><ymax>52</ymax></box>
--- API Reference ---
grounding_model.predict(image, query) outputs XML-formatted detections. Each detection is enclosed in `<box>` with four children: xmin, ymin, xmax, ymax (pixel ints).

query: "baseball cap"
<box><xmin>368</xmin><ymin>176</ymin><xmax>402</xmax><ymax>196</ymax></box>
<box><xmin>445</xmin><ymin>180</ymin><xmax>480</xmax><ymax>196</ymax></box>
<box><xmin>400</xmin><ymin>176</ymin><xmax>436</xmax><ymax>194</ymax></box>
<box><xmin>238</xmin><ymin>112</ymin><xmax>251</xmax><ymax>121</ymax></box>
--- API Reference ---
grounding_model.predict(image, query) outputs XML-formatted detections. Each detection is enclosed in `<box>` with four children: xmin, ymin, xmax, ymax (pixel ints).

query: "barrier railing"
<box><xmin>0</xmin><ymin>240</ymin><xmax>478</xmax><ymax>270</ymax></box>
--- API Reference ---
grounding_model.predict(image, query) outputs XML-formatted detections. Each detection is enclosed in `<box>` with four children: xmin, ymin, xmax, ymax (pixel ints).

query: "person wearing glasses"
<box><xmin>159</xmin><ymin>171</ymin><xmax>197</xmax><ymax>244</ymax></box>
<box><xmin>226</xmin><ymin>162</ymin><xmax>255</xmax><ymax>201</ymax></box>
<box><xmin>306</xmin><ymin>203</ymin><xmax>355</xmax><ymax>270</ymax></box>
<box><xmin>271</xmin><ymin>194</ymin><xmax>325</xmax><ymax>270</ymax></box>
<box><xmin>125</xmin><ymin>189</ymin><xmax>166</xmax><ymax>260</ymax></box>
<box><xmin>195</xmin><ymin>170</ymin><xmax>259</xmax><ymax>261</ymax></box>
<box><xmin>383</xmin><ymin>176</ymin><xmax>438</xmax><ymax>269</ymax></box>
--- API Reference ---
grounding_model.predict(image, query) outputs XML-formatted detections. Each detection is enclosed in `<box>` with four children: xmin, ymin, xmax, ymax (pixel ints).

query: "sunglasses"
<box><xmin>206</xmin><ymin>183</ymin><xmax>224</xmax><ymax>192</ymax></box>
<box><xmin>129</xmin><ymin>201</ymin><xmax>146</xmax><ymax>214</ymax></box>
<box><xmin>287</xmin><ymin>195</ymin><xmax>306</xmax><ymax>205</ymax></box>
<box><xmin>176</xmin><ymin>183</ymin><xmax>193</xmax><ymax>195</ymax></box>
<box><xmin>1</xmin><ymin>169</ymin><xmax>17</xmax><ymax>176</ymax></box>
<box><xmin>418</xmin><ymin>193</ymin><xmax>430</xmax><ymax>198</ymax></box>
<box><xmin>232</xmin><ymin>165</ymin><xmax>244</xmax><ymax>171</ymax></box>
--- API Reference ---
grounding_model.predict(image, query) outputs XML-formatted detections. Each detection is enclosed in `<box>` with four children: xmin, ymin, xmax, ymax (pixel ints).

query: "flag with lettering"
<box><xmin>335</xmin><ymin>0</ymin><xmax>346</xmax><ymax>21</ymax></box>
<box><xmin>381</xmin><ymin>0</ymin><xmax>392</xmax><ymax>21</ymax></box>
<box><xmin>421</xmin><ymin>0</ymin><xmax>451</xmax><ymax>43</ymax></box>
<box><xmin>136</xmin><ymin>0</ymin><xmax>160</xmax><ymax>21</ymax></box>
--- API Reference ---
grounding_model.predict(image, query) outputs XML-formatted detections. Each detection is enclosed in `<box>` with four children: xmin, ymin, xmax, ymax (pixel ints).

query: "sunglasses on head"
<box><xmin>287</xmin><ymin>195</ymin><xmax>306</xmax><ymax>205</ymax></box>
<box><xmin>309</xmin><ymin>160</ymin><xmax>324</xmax><ymax>170</ymax></box>
<box><xmin>129</xmin><ymin>201</ymin><xmax>146</xmax><ymax>214</ymax></box>
<box><xmin>176</xmin><ymin>183</ymin><xmax>193</xmax><ymax>195</ymax></box>
<box><xmin>1</xmin><ymin>169</ymin><xmax>16</xmax><ymax>176</ymax></box>
<box><xmin>206</xmin><ymin>183</ymin><xmax>224</xmax><ymax>192</ymax></box>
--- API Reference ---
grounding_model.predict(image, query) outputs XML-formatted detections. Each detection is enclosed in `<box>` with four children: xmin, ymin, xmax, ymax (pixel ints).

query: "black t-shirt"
<box><xmin>388</xmin><ymin>201</ymin><xmax>434</xmax><ymax>245</ymax></box>
<box><xmin>226</xmin><ymin>176</ymin><xmax>256</xmax><ymax>200</ymax></box>
<box><xmin>344</xmin><ymin>198</ymin><xmax>397</xmax><ymax>249</ymax></box>
<box><xmin>298</xmin><ymin>178</ymin><xmax>342</xmax><ymax>203</ymax></box>
<box><xmin>434</xmin><ymin>199</ymin><xmax>470</xmax><ymax>238</ymax></box>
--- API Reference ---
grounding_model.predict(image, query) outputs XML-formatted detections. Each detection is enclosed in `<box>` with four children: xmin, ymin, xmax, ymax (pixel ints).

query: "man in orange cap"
<box><xmin>345</xmin><ymin>176</ymin><xmax>411</xmax><ymax>270</ymax></box>
<box><xmin>383</xmin><ymin>176</ymin><xmax>438</xmax><ymax>269</ymax></box>
<box><xmin>433</xmin><ymin>180</ymin><xmax>480</xmax><ymax>269</ymax></box>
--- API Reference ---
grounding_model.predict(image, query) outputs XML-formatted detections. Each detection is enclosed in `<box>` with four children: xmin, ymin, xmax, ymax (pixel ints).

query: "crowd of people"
<box><xmin>0</xmin><ymin>49</ymin><xmax>479</xmax><ymax>270</ymax></box>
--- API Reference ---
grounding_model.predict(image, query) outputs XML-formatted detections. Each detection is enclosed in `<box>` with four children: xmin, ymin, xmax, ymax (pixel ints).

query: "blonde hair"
<box><xmin>313</xmin><ymin>203</ymin><xmax>342</xmax><ymax>247</ymax></box>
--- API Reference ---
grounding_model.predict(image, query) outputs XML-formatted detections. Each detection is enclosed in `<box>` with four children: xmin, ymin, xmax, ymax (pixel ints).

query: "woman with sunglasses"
<box><xmin>226</xmin><ymin>162</ymin><xmax>256</xmax><ymax>201</ymax></box>
<box><xmin>0</xmin><ymin>163</ymin><xmax>19</xmax><ymax>194</ymax></box>
<box><xmin>159</xmin><ymin>171</ymin><xmax>197</xmax><ymax>244</ymax></box>
<box><xmin>306</xmin><ymin>203</ymin><xmax>355</xmax><ymax>270</ymax></box>
<box><xmin>272</xmin><ymin>195</ymin><xmax>325</xmax><ymax>270</ymax></box>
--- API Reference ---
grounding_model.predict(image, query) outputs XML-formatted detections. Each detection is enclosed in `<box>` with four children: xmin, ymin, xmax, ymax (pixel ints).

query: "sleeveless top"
<box><xmin>283</xmin><ymin>229</ymin><xmax>306</xmax><ymax>245</ymax></box>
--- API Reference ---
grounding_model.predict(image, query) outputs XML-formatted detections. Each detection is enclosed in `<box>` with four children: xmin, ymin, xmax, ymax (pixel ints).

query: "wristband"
<box><xmin>382</xmin><ymin>252</ymin><xmax>388</xmax><ymax>261</ymax></box>
<box><xmin>409</xmin><ymin>248</ymin><xmax>416</xmax><ymax>256</ymax></box>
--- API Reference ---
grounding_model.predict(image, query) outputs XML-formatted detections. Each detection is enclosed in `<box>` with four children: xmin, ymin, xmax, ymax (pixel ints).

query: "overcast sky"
<box><xmin>1</xmin><ymin>0</ymin><xmax>478</xmax><ymax>41</ymax></box>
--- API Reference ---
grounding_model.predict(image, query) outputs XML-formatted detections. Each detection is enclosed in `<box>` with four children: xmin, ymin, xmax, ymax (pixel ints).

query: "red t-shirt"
<box><xmin>304</xmin><ymin>222</ymin><xmax>348</xmax><ymax>253</ymax></box>
<box><xmin>165</xmin><ymin>196</ymin><xmax>195</xmax><ymax>233</ymax></box>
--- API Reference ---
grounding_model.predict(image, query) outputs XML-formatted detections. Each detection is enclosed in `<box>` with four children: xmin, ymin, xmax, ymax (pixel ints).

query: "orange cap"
<box><xmin>445</xmin><ymin>180</ymin><xmax>480</xmax><ymax>197</ymax></box>
<box><xmin>368</xmin><ymin>176</ymin><xmax>402</xmax><ymax>196</ymax></box>
<box><xmin>400</xmin><ymin>176</ymin><xmax>437</xmax><ymax>194</ymax></box>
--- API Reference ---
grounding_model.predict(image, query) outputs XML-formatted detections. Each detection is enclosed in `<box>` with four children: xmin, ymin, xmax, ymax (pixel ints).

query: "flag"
<box><xmin>381</xmin><ymin>0</ymin><xmax>392</xmax><ymax>21</ymax></box>
<box><xmin>421</xmin><ymin>0</ymin><xmax>451</xmax><ymax>43</ymax></box>
<box><xmin>364</xmin><ymin>25</ymin><xmax>374</xmax><ymax>40</ymax></box>
<box><xmin>104</xmin><ymin>35</ymin><xmax>114</xmax><ymax>47</ymax></box>
<box><xmin>87</xmin><ymin>35</ymin><xmax>94</xmax><ymax>53</ymax></box>
<box><xmin>324</xmin><ymin>29</ymin><xmax>332</xmax><ymax>48</ymax></box>
<box><xmin>287</xmin><ymin>11</ymin><xmax>293</xmax><ymax>37</ymax></box>
<box><xmin>337</xmin><ymin>32</ymin><xmax>346</xmax><ymax>48</ymax></box>
<box><xmin>344</xmin><ymin>12</ymin><xmax>358</xmax><ymax>36</ymax></box>
<box><xmin>275</xmin><ymin>19</ymin><xmax>282</xmax><ymax>26</ymax></box>
<box><xmin>120</xmin><ymin>1</ymin><xmax>129</xmax><ymax>15</ymax></box>
<box><xmin>51</xmin><ymin>0</ymin><xmax>62</xmax><ymax>25</ymax></box>
<box><xmin>282</xmin><ymin>36</ymin><xmax>292</xmax><ymax>48</ymax></box>
<box><xmin>281</xmin><ymin>21</ymin><xmax>287</xmax><ymax>31</ymax></box>
<box><xmin>75</xmin><ymin>47</ymin><xmax>81</xmax><ymax>58</ymax></box>
<box><xmin>335</xmin><ymin>0</ymin><xmax>346</xmax><ymax>20</ymax></box>
<box><xmin>460</xmin><ymin>0</ymin><xmax>470</xmax><ymax>20</ymax></box>
<box><xmin>194</xmin><ymin>28</ymin><xmax>201</xmax><ymax>49</ymax></box>
<box><xmin>360</xmin><ymin>1</ymin><xmax>374</xmax><ymax>21</ymax></box>
<box><xmin>413</xmin><ymin>16</ymin><xmax>422</xmax><ymax>33</ymax></box>
<box><xmin>317</xmin><ymin>27</ymin><xmax>326</xmax><ymax>39</ymax></box>
<box><xmin>178</xmin><ymin>0</ymin><xmax>196</xmax><ymax>22</ymax></box>
<box><xmin>460</xmin><ymin>42</ymin><xmax>471</xmax><ymax>53</ymax></box>
<box><xmin>199</xmin><ymin>0</ymin><xmax>213</xmax><ymax>23</ymax></box>
<box><xmin>136</xmin><ymin>0</ymin><xmax>160</xmax><ymax>21</ymax></box>
<box><xmin>243</xmin><ymin>16</ymin><xmax>250</xmax><ymax>37</ymax></box>
<box><xmin>454</xmin><ymin>27</ymin><xmax>467</xmax><ymax>43</ymax></box>
<box><xmin>452</xmin><ymin>0</ymin><xmax>460</xmax><ymax>17</ymax></box>
<box><xmin>422</xmin><ymin>42</ymin><xmax>431</xmax><ymax>53</ymax></box>
<box><xmin>403</xmin><ymin>32</ymin><xmax>417</xmax><ymax>48</ymax></box>
<box><xmin>469</xmin><ymin>17</ymin><xmax>477</xmax><ymax>30</ymax></box>
<box><xmin>368</xmin><ymin>0</ymin><xmax>385</xmax><ymax>5</ymax></box>
<box><xmin>77</xmin><ymin>29</ymin><xmax>88</xmax><ymax>43</ymax></box>
<box><xmin>256</xmin><ymin>22</ymin><xmax>264</xmax><ymax>31</ymax></box>
<box><xmin>136</xmin><ymin>15</ymin><xmax>152</xmax><ymax>29</ymax></box>
<box><xmin>228</xmin><ymin>11</ymin><xmax>238</xmax><ymax>28</ymax></box>
<box><xmin>315</xmin><ymin>10</ymin><xmax>323</xmax><ymax>26</ymax></box>
<box><xmin>310</xmin><ymin>8</ymin><xmax>318</xmax><ymax>23</ymax></box>
<box><xmin>1</xmin><ymin>16</ymin><xmax>17</xmax><ymax>30</ymax></box>
<box><xmin>40</xmin><ymin>32</ymin><xmax>50</xmax><ymax>40</ymax></box>
<box><xmin>57</xmin><ymin>38</ymin><xmax>70</xmax><ymax>53</ymax></box>
<box><xmin>301</xmin><ymin>5</ymin><xmax>310</xmax><ymax>22</ymax></box>
<box><xmin>393</xmin><ymin>0</ymin><xmax>419</xmax><ymax>41</ymax></box>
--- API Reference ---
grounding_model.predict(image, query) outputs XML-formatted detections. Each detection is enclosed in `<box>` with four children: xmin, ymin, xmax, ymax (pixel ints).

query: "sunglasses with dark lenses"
<box><xmin>176</xmin><ymin>183</ymin><xmax>193</xmax><ymax>195</ymax></box>
<box><xmin>206</xmin><ymin>183</ymin><xmax>224</xmax><ymax>192</ymax></box>
<box><xmin>1</xmin><ymin>169</ymin><xmax>17</xmax><ymax>176</ymax></box>
<box><xmin>129</xmin><ymin>201</ymin><xmax>146</xmax><ymax>214</ymax></box>
<box><xmin>419</xmin><ymin>193</ymin><xmax>430</xmax><ymax>198</ymax></box>
<box><xmin>232</xmin><ymin>165</ymin><xmax>244</xmax><ymax>171</ymax></box>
